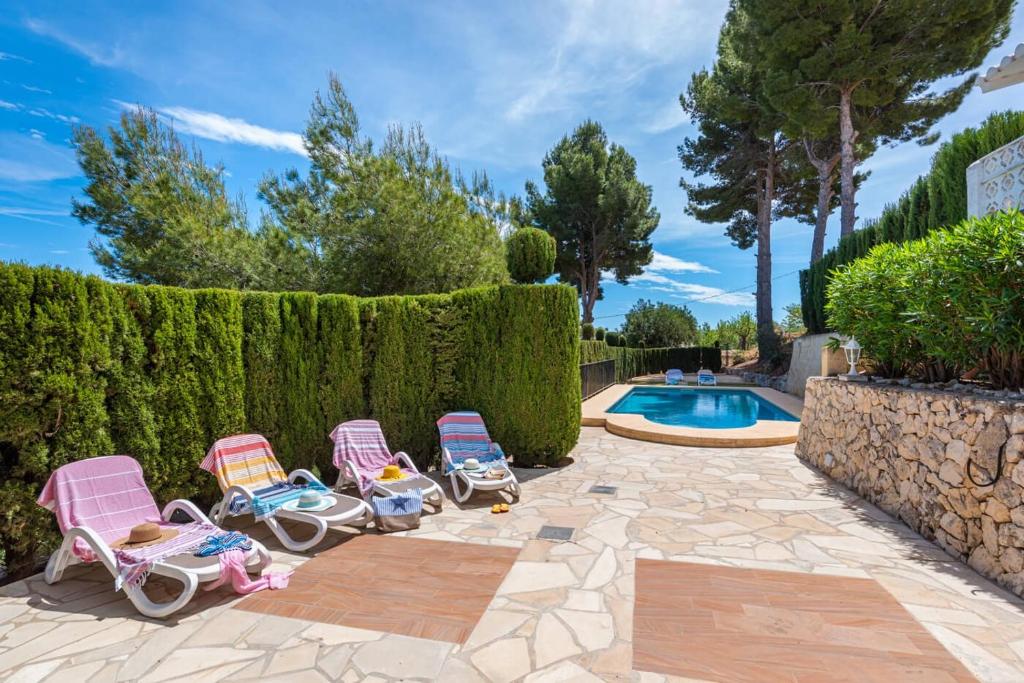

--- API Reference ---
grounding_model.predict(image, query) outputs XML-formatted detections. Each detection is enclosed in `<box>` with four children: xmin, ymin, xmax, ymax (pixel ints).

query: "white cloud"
<box><xmin>49</xmin><ymin>249</ymin><xmax>70</xmax><ymax>255</ymax></box>
<box><xmin>115</xmin><ymin>102</ymin><xmax>306</xmax><ymax>156</ymax></box>
<box><xmin>25</xmin><ymin>18</ymin><xmax>127</xmax><ymax>67</ymax></box>
<box><xmin>0</xmin><ymin>207</ymin><xmax>68</xmax><ymax>216</ymax></box>
<box><xmin>643</xmin><ymin>98</ymin><xmax>687</xmax><ymax>134</ymax></box>
<box><xmin>635</xmin><ymin>272</ymin><xmax>754</xmax><ymax>306</ymax></box>
<box><xmin>647</xmin><ymin>250</ymin><xmax>717</xmax><ymax>274</ymax></box>
<box><xmin>29</xmin><ymin>129</ymin><xmax>45</xmax><ymax>140</ymax></box>
<box><xmin>0</xmin><ymin>133</ymin><xmax>79</xmax><ymax>182</ymax></box>
<box><xmin>499</xmin><ymin>0</ymin><xmax>728</xmax><ymax>123</ymax></box>
<box><xmin>0</xmin><ymin>100</ymin><xmax>19</xmax><ymax>111</ymax></box>
<box><xmin>28</xmin><ymin>108</ymin><xmax>79</xmax><ymax>124</ymax></box>
<box><xmin>22</xmin><ymin>84</ymin><xmax>52</xmax><ymax>95</ymax></box>
<box><xmin>0</xmin><ymin>52</ymin><xmax>31</xmax><ymax>63</ymax></box>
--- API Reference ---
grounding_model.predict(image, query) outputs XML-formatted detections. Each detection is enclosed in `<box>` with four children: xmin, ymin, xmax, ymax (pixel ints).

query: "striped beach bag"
<box><xmin>371</xmin><ymin>489</ymin><xmax>423</xmax><ymax>533</ymax></box>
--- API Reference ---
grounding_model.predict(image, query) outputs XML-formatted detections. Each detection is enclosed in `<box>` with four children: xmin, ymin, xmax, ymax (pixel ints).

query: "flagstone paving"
<box><xmin>2</xmin><ymin>426</ymin><xmax>1024</xmax><ymax>681</ymax></box>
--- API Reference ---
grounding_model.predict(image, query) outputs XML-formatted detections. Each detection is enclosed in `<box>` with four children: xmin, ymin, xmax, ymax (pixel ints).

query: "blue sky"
<box><xmin>1</xmin><ymin>1</ymin><xmax>1022</xmax><ymax>329</ymax></box>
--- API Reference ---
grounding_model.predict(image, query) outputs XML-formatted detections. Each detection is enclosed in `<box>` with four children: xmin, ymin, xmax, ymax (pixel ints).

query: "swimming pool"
<box><xmin>607</xmin><ymin>387</ymin><xmax>799</xmax><ymax>429</ymax></box>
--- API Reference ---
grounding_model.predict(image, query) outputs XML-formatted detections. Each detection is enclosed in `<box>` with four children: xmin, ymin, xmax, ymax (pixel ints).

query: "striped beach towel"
<box><xmin>202</xmin><ymin>434</ymin><xmax>327</xmax><ymax>520</ymax></box>
<box><xmin>38</xmin><ymin>455</ymin><xmax>165</xmax><ymax>562</ymax></box>
<box><xmin>113</xmin><ymin>521</ymin><xmax>221</xmax><ymax>590</ymax></box>
<box><xmin>330</xmin><ymin>420</ymin><xmax>415</xmax><ymax>496</ymax></box>
<box><xmin>436</xmin><ymin>412</ymin><xmax>508</xmax><ymax>474</ymax></box>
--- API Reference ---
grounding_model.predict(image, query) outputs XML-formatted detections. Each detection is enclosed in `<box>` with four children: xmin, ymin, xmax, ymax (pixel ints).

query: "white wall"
<box><xmin>966</xmin><ymin>135</ymin><xmax>1024</xmax><ymax>217</ymax></box>
<box><xmin>785</xmin><ymin>333</ymin><xmax>847</xmax><ymax>398</ymax></box>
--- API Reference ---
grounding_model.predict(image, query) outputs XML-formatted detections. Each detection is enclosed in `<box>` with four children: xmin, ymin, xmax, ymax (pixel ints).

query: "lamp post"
<box><xmin>843</xmin><ymin>337</ymin><xmax>862</xmax><ymax>376</ymax></box>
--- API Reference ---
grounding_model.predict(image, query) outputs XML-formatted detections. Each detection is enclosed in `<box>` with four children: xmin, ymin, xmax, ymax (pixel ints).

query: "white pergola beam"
<box><xmin>979</xmin><ymin>43</ymin><xmax>1024</xmax><ymax>93</ymax></box>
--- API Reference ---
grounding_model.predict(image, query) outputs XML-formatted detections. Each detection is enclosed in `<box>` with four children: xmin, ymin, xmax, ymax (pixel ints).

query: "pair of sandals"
<box><xmin>490</xmin><ymin>503</ymin><xmax>511</xmax><ymax>514</ymax></box>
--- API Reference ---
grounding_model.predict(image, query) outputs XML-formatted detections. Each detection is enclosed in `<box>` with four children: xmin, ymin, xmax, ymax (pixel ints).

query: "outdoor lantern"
<box><xmin>843</xmin><ymin>337</ymin><xmax>862</xmax><ymax>376</ymax></box>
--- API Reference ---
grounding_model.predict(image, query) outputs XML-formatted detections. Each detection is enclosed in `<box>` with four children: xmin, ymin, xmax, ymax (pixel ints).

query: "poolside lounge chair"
<box><xmin>38</xmin><ymin>455</ymin><xmax>272</xmax><ymax>619</ymax></box>
<box><xmin>437</xmin><ymin>411</ymin><xmax>520</xmax><ymax>504</ymax></box>
<box><xmin>329</xmin><ymin>419</ymin><xmax>443</xmax><ymax>508</ymax></box>
<box><xmin>665</xmin><ymin>368</ymin><xmax>684</xmax><ymax>385</ymax></box>
<box><xmin>697</xmin><ymin>368</ymin><xmax>718</xmax><ymax>386</ymax></box>
<box><xmin>203</xmin><ymin>434</ymin><xmax>372</xmax><ymax>552</ymax></box>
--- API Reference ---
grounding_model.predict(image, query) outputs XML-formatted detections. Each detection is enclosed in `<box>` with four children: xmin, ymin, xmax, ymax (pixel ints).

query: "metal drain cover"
<box><xmin>537</xmin><ymin>525</ymin><xmax>575</xmax><ymax>541</ymax></box>
<box><xmin>589</xmin><ymin>485</ymin><xmax>618</xmax><ymax>495</ymax></box>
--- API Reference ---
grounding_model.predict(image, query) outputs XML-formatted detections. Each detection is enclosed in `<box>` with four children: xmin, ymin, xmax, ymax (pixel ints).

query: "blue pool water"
<box><xmin>608</xmin><ymin>387</ymin><xmax>799</xmax><ymax>429</ymax></box>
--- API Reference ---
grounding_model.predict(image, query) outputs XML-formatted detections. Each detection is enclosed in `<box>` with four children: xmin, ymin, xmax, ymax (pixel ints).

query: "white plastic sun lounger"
<box><xmin>697</xmin><ymin>368</ymin><xmax>718</xmax><ymax>386</ymax></box>
<box><xmin>204</xmin><ymin>434</ymin><xmax>373</xmax><ymax>552</ymax></box>
<box><xmin>437</xmin><ymin>411</ymin><xmax>520</xmax><ymax>504</ymax></box>
<box><xmin>665</xmin><ymin>368</ymin><xmax>684</xmax><ymax>385</ymax></box>
<box><xmin>330</xmin><ymin>420</ymin><xmax>443</xmax><ymax>508</ymax></box>
<box><xmin>38</xmin><ymin>455</ymin><xmax>272</xmax><ymax>619</ymax></box>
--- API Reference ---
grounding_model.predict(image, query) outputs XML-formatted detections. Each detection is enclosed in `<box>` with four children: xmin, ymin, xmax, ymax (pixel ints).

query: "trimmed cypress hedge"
<box><xmin>801</xmin><ymin>111</ymin><xmax>1024</xmax><ymax>333</ymax></box>
<box><xmin>579</xmin><ymin>341</ymin><xmax>722</xmax><ymax>381</ymax></box>
<box><xmin>0</xmin><ymin>264</ymin><xmax>579</xmax><ymax>574</ymax></box>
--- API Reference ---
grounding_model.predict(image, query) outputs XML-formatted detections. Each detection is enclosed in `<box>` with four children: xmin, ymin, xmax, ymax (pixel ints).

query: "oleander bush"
<box><xmin>0</xmin><ymin>264</ymin><xmax>580</xmax><ymax>575</ymax></box>
<box><xmin>826</xmin><ymin>210</ymin><xmax>1024</xmax><ymax>389</ymax></box>
<box><xmin>802</xmin><ymin>111</ymin><xmax>1024</xmax><ymax>333</ymax></box>
<box><xmin>581</xmin><ymin>322</ymin><xmax>595</xmax><ymax>340</ymax></box>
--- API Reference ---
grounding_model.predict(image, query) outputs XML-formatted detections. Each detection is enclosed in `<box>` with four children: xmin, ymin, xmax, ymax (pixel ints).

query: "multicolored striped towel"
<box><xmin>330</xmin><ymin>420</ymin><xmax>415</xmax><ymax>496</ymax></box>
<box><xmin>436</xmin><ymin>412</ymin><xmax>508</xmax><ymax>474</ymax></box>
<box><xmin>229</xmin><ymin>481</ymin><xmax>329</xmax><ymax>520</ymax></box>
<box><xmin>201</xmin><ymin>434</ymin><xmax>288</xmax><ymax>491</ymax></box>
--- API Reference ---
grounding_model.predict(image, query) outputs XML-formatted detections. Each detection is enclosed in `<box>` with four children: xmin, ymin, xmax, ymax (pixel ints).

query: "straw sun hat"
<box><xmin>112</xmin><ymin>522</ymin><xmax>179</xmax><ymax>549</ymax></box>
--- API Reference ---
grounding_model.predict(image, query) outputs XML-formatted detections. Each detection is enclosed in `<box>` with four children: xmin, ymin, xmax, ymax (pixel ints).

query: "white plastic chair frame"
<box><xmin>337</xmin><ymin>451</ymin><xmax>444</xmax><ymax>508</ymax></box>
<box><xmin>209</xmin><ymin>469</ymin><xmax>373</xmax><ymax>552</ymax></box>
<box><xmin>442</xmin><ymin>447</ymin><xmax>520</xmax><ymax>504</ymax></box>
<box><xmin>44</xmin><ymin>498</ymin><xmax>272</xmax><ymax>619</ymax></box>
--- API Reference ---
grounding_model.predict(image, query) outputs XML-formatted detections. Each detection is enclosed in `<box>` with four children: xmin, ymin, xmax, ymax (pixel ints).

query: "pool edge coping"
<box><xmin>581</xmin><ymin>383</ymin><xmax>804</xmax><ymax>448</ymax></box>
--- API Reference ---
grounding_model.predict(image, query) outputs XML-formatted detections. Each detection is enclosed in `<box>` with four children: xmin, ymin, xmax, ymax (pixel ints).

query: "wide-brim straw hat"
<box><xmin>376</xmin><ymin>464</ymin><xmax>406</xmax><ymax>481</ymax></box>
<box><xmin>112</xmin><ymin>522</ymin><xmax>179</xmax><ymax>549</ymax></box>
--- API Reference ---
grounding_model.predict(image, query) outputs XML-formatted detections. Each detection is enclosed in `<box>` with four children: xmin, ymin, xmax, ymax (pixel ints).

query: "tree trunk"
<box><xmin>580</xmin><ymin>269</ymin><xmax>597</xmax><ymax>323</ymax></box>
<box><xmin>838</xmin><ymin>88</ymin><xmax>857</xmax><ymax>237</ymax></box>
<box><xmin>755</xmin><ymin>150</ymin><xmax>775</xmax><ymax>361</ymax></box>
<box><xmin>803</xmin><ymin>140</ymin><xmax>839</xmax><ymax>265</ymax></box>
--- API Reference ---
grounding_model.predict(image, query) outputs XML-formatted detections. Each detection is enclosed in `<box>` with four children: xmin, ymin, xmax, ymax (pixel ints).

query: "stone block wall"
<box><xmin>796</xmin><ymin>377</ymin><xmax>1024</xmax><ymax>595</ymax></box>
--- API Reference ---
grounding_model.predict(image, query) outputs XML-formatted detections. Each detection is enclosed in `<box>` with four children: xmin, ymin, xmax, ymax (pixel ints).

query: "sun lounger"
<box><xmin>203</xmin><ymin>434</ymin><xmax>372</xmax><ymax>552</ymax></box>
<box><xmin>330</xmin><ymin>419</ymin><xmax>443</xmax><ymax>508</ymax></box>
<box><xmin>697</xmin><ymin>368</ymin><xmax>718</xmax><ymax>386</ymax></box>
<box><xmin>665</xmin><ymin>368</ymin><xmax>684</xmax><ymax>385</ymax></box>
<box><xmin>437</xmin><ymin>411</ymin><xmax>520</xmax><ymax>504</ymax></box>
<box><xmin>38</xmin><ymin>455</ymin><xmax>272</xmax><ymax>618</ymax></box>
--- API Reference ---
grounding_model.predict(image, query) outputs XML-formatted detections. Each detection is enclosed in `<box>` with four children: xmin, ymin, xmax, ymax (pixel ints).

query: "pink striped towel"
<box><xmin>38</xmin><ymin>455</ymin><xmax>165</xmax><ymax>562</ymax></box>
<box><xmin>329</xmin><ymin>420</ymin><xmax>415</xmax><ymax>496</ymax></box>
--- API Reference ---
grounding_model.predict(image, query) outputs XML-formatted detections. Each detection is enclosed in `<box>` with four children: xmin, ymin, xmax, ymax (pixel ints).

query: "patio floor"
<box><xmin>3</xmin><ymin>426</ymin><xmax>1024</xmax><ymax>681</ymax></box>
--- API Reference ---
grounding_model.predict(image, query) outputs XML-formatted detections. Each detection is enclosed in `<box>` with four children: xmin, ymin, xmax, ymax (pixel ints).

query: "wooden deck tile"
<box><xmin>633</xmin><ymin>559</ymin><xmax>977</xmax><ymax>682</ymax></box>
<box><xmin>236</xmin><ymin>534</ymin><xmax>519</xmax><ymax>644</ymax></box>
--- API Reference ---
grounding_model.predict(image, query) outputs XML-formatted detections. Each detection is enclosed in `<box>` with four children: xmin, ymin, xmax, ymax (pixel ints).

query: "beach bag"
<box><xmin>371</xmin><ymin>489</ymin><xmax>423</xmax><ymax>533</ymax></box>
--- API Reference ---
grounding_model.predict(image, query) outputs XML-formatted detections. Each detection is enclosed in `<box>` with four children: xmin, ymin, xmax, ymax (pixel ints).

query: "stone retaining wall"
<box><xmin>796</xmin><ymin>377</ymin><xmax>1024</xmax><ymax>596</ymax></box>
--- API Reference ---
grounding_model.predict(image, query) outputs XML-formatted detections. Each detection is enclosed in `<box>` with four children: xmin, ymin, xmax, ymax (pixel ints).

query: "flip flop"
<box><xmin>491</xmin><ymin>504</ymin><xmax>502</xmax><ymax>514</ymax></box>
<box><xmin>500</xmin><ymin>503</ymin><xmax>510</xmax><ymax>513</ymax></box>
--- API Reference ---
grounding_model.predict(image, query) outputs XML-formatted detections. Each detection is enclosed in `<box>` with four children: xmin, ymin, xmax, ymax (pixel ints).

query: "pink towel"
<box><xmin>37</xmin><ymin>455</ymin><xmax>164</xmax><ymax>561</ymax></box>
<box><xmin>330</xmin><ymin>420</ymin><xmax>414</xmax><ymax>496</ymax></box>
<box><xmin>203</xmin><ymin>549</ymin><xmax>291</xmax><ymax>594</ymax></box>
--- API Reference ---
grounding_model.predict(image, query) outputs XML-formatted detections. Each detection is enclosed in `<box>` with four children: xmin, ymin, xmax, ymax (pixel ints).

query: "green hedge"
<box><xmin>579</xmin><ymin>341</ymin><xmax>722</xmax><ymax>381</ymax></box>
<box><xmin>826</xmin><ymin>210</ymin><xmax>1024</xmax><ymax>388</ymax></box>
<box><xmin>0</xmin><ymin>265</ymin><xmax>580</xmax><ymax>574</ymax></box>
<box><xmin>802</xmin><ymin>111</ymin><xmax>1024</xmax><ymax>333</ymax></box>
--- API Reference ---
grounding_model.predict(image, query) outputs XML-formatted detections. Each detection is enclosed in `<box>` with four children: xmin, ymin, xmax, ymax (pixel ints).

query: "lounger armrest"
<box><xmin>442</xmin><ymin>447</ymin><xmax>455</xmax><ymax>469</ymax></box>
<box><xmin>394</xmin><ymin>451</ymin><xmax>419</xmax><ymax>473</ymax></box>
<box><xmin>340</xmin><ymin>459</ymin><xmax>362</xmax><ymax>488</ymax></box>
<box><xmin>288</xmin><ymin>469</ymin><xmax>323</xmax><ymax>487</ymax></box>
<box><xmin>162</xmin><ymin>499</ymin><xmax>212</xmax><ymax>525</ymax></box>
<box><xmin>61</xmin><ymin>526</ymin><xmax>118</xmax><ymax>573</ymax></box>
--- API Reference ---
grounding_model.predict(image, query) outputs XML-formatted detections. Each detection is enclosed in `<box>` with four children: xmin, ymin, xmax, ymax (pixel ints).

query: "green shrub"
<box><xmin>506</xmin><ymin>227</ymin><xmax>556</xmax><ymax>284</ymax></box>
<box><xmin>581</xmin><ymin>323</ymin><xmax>595</xmax><ymax>340</ymax></box>
<box><xmin>827</xmin><ymin>210</ymin><xmax>1024</xmax><ymax>388</ymax></box>
<box><xmin>604</xmin><ymin>331</ymin><xmax>620</xmax><ymax>347</ymax></box>
<box><xmin>0</xmin><ymin>264</ymin><xmax>581</xmax><ymax>574</ymax></box>
<box><xmin>595</xmin><ymin>326</ymin><xmax>605</xmax><ymax>342</ymax></box>
<box><xmin>802</xmin><ymin>111</ymin><xmax>1024</xmax><ymax>333</ymax></box>
<box><xmin>580</xmin><ymin>340</ymin><xmax>612</xmax><ymax>364</ymax></box>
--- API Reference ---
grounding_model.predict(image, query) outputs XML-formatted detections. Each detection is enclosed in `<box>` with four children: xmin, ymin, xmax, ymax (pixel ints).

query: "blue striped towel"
<box><xmin>229</xmin><ymin>481</ymin><xmax>330</xmax><ymax>521</ymax></box>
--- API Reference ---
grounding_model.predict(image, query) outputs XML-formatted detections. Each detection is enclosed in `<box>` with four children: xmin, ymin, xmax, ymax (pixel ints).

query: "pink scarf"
<box><xmin>203</xmin><ymin>549</ymin><xmax>291</xmax><ymax>595</ymax></box>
